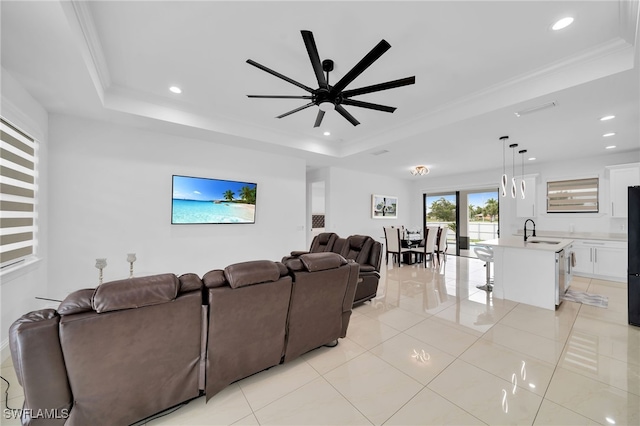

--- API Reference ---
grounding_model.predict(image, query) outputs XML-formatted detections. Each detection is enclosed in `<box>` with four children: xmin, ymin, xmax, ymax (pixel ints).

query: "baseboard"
<box><xmin>572</xmin><ymin>272</ymin><xmax>626</xmax><ymax>284</ymax></box>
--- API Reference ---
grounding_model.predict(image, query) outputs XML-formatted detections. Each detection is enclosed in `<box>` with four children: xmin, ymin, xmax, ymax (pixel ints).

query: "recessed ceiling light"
<box><xmin>552</xmin><ymin>17</ymin><xmax>574</xmax><ymax>31</ymax></box>
<box><xmin>603</xmin><ymin>132</ymin><xmax>616</xmax><ymax>137</ymax></box>
<box><xmin>528</xmin><ymin>157</ymin><xmax>536</xmax><ymax>161</ymax></box>
<box><xmin>605</xmin><ymin>145</ymin><xmax>617</xmax><ymax>149</ymax></box>
<box><xmin>600</xmin><ymin>115</ymin><xmax>615</xmax><ymax>121</ymax></box>
<box><xmin>169</xmin><ymin>86</ymin><xmax>182</xmax><ymax>94</ymax></box>
<box><xmin>323</xmin><ymin>131</ymin><xmax>331</xmax><ymax>136</ymax></box>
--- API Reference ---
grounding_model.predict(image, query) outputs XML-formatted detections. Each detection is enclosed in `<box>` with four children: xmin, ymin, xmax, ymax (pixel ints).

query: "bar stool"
<box><xmin>474</xmin><ymin>245</ymin><xmax>494</xmax><ymax>292</ymax></box>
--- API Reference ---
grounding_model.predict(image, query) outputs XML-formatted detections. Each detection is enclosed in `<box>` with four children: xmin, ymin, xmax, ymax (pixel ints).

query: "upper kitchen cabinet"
<box><xmin>516</xmin><ymin>174</ymin><xmax>538</xmax><ymax>218</ymax></box>
<box><xmin>607</xmin><ymin>163</ymin><xmax>640</xmax><ymax>218</ymax></box>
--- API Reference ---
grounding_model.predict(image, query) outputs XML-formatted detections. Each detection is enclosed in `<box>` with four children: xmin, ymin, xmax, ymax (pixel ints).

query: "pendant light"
<box><xmin>500</xmin><ymin>136</ymin><xmax>508</xmax><ymax>197</ymax></box>
<box><xmin>510</xmin><ymin>143</ymin><xmax>518</xmax><ymax>198</ymax></box>
<box><xmin>519</xmin><ymin>149</ymin><xmax>527</xmax><ymax>199</ymax></box>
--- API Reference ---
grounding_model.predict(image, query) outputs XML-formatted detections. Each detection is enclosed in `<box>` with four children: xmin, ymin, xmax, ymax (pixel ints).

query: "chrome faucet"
<box><xmin>524</xmin><ymin>219</ymin><xmax>537</xmax><ymax>242</ymax></box>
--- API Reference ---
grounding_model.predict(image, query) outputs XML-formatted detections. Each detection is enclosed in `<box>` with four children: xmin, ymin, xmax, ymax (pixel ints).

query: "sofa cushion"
<box><xmin>203</xmin><ymin>270</ymin><xmax>226</xmax><ymax>289</ymax></box>
<box><xmin>92</xmin><ymin>273</ymin><xmax>179</xmax><ymax>313</ymax></box>
<box><xmin>224</xmin><ymin>260</ymin><xmax>282</xmax><ymax>289</ymax></box>
<box><xmin>178</xmin><ymin>273</ymin><xmax>203</xmax><ymax>293</ymax></box>
<box><xmin>299</xmin><ymin>252</ymin><xmax>346</xmax><ymax>272</ymax></box>
<box><xmin>58</xmin><ymin>288</ymin><xmax>95</xmax><ymax>315</ymax></box>
<box><xmin>309</xmin><ymin>232</ymin><xmax>338</xmax><ymax>252</ymax></box>
<box><xmin>342</xmin><ymin>235</ymin><xmax>374</xmax><ymax>265</ymax></box>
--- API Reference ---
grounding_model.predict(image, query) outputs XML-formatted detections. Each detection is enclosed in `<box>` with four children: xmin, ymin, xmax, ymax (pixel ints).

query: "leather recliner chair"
<box><xmin>202</xmin><ymin>260</ymin><xmax>292</xmax><ymax>399</ymax></box>
<box><xmin>9</xmin><ymin>273</ymin><xmax>204</xmax><ymax>426</ymax></box>
<box><xmin>333</xmin><ymin>235</ymin><xmax>382</xmax><ymax>305</ymax></box>
<box><xmin>282</xmin><ymin>252</ymin><xmax>359</xmax><ymax>362</ymax></box>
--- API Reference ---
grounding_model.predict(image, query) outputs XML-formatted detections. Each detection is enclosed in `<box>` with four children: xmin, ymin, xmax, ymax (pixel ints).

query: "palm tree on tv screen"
<box><xmin>240</xmin><ymin>186</ymin><xmax>256</xmax><ymax>204</ymax></box>
<box><xmin>223</xmin><ymin>190</ymin><xmax>235</xmax><ymax>202</ymax></box>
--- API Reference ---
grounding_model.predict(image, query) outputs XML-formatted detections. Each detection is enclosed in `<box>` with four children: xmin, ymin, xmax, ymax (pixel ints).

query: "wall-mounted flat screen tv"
<box><xmin>172</xmin><ymin>175</ymin><xmax>257</xmax><ymax>224</ymax></box>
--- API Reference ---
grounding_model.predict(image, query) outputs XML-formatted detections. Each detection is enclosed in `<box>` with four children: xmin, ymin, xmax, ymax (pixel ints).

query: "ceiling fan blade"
<box><xmin>335</xmin><ymin>105</ymin><xmax>360</xmax><ymax>126</ymax></box>
<box><xmin>330</xmin><ymin>39</ymin><xmax>391</xmax><ymax>95</ymax></box>
<box><xmin>341</xmin><ymin>99</ymin><xmax>396</xmax><ymax>113</ymax></box>
<box><xmin>342</xmin><ymin>76</ymin><xmax>415</xmax><ymax>98</ymax></box>
<box><xmin>247</xmin><ymin>59</ymin><xmax>315</xmax><ymax>93</ymax></box>
<box><xmin>247</xmin><ymin>95</ymin><xmax>312</xmax><ymax>99</ymax></box>
<box><xmin>276</xmin><ymin>102</ymin><xmax>315</xmax><ymax>119</ymax></box>
<box><xmin>313</xmin><ymin>110</ymin><xmax>325</xmax><ymax>128</ymax></box>
<box><xmin>301</xmin><ymin>30</ymin><xmax>328</xmax><ymax>89</ymax></box>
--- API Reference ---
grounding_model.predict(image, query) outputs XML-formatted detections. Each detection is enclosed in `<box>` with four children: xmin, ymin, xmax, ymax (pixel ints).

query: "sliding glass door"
<box><xmin>464</xmin><ymin>190</ymin><xmax>499</xmax><ymax>258</ymax></box>
<box><xmin>423</xmin><ymin>192</ymin><xmax>459</xmax><ymax>256</ymax></box>
<box><xmin>423</xmin><ymin>188</ymin><xmax>499</xmax><ymax>258</ymax></box>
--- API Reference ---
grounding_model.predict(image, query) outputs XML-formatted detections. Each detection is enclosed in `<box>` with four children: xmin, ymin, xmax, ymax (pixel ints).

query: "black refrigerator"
<box><xmin>629</xmin><ymin>186</ymin><xmax>640</xmax><ymax>327</ymax></box>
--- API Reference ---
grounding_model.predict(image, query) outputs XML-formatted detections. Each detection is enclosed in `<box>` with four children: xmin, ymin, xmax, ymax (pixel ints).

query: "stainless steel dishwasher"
<box><xmin>555</xmin><ymin>249</ymin><xmax>566</xmax><ymax>306</ymax></box>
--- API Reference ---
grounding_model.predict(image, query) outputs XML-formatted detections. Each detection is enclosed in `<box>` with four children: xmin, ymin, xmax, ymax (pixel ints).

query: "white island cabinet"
<box><xmin>483</xmin><ymin>237</ymin><xmax>574</xmax><ymax>311</ymax></box>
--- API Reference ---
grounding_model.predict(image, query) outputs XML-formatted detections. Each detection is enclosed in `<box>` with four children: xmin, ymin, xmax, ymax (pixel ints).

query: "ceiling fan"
<box><xmin>246</xmin><ymin>30</ymin><xmax>415</xmax><ymax>127</ymax></box>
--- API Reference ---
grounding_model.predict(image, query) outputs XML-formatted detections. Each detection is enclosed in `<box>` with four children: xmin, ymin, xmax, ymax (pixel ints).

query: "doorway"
<box><xmin>423</xmin><ymin>188</ymin><xmax>499</xmax><ymax>258</ymax></box>
<box><xmin>423</xmin><ymin>192</ymin><xmax>459</xmax><ymax>256</ymax></box>
<box><xmin>310</xmin><ymin>181</ymin><xmax>326</xmax><ymax>242</ymax></box>
<box><xmin>463</xmin><ymin>189</ymin><xmax>499</xmax><ymax>258</ymax></box>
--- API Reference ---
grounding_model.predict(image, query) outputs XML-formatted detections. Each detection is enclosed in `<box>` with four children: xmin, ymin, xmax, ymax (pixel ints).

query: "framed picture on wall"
<box><xmin>372</xmin><ymin>194</ymin><xmax>398</xmax><ymax>219</ymax></box>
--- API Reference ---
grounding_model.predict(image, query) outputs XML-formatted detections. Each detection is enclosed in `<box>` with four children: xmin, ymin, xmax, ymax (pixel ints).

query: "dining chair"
<box><xmin>408</xmin><ymin>228</ymin><xmax>428</xmax><ymax>266</ymax></box>
<box><xmin>410</xmin><ymin>226</ymin><xmax>439</xmax><ymax>266</ymax></box>
<box><xmin>383</xmin><ymin>226</ymin><xmax>410</xmax><ymax>266</ymax></box>
<box><xmin>436</xmin><ymin>225</ymin><xmax>449</xmax><ymax>263</ymax></box>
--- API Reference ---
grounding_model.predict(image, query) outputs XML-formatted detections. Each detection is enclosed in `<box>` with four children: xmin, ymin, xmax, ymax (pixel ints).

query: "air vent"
<box><xmin>515</xmin><ymin>101</ymin><xmax>557</xmax><ymax>117</ymax></box>
<box><xmin>371</xmin><ymin>149</ymin><xmax>389</xmax><ymax>156</ymax></box>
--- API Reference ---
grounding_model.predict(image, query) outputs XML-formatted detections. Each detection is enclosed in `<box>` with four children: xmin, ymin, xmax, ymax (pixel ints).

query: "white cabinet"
<box><xmin>593</xmin><ymin>245</ymin><xmax>626</xmax><ymax>278</ymax></box>
<box><xmin>571</xmin><ymin>244</ymin><xmax>593</xmax><ymax>275</ymax></box>
<box><xmin>608</xmin><ymin>164</ymin><xmax>640</xmax><ymax>218</ymax></box>
<box><xmin>516</xmin><ymin>175</ymin><xmax>538</xmax><ymax>218</ymax></box>
<box><xmin>571</xmin><ymin>239</ymin><xmax>627</xmax><ymax>282</ymax></box>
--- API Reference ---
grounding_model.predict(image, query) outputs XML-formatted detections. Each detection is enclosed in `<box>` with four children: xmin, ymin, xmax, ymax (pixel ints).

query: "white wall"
<box><xmin>326</xmin><ymin>167</ymin><xmax>412</xmax><ymax>245</ymax></box>
<box><xmin>47</xmin><ymin>114</ymin><xmax>306</xmax><ymax>293</ymax></box>
<box><xmin>1</xmin><ymin>68</ymin><xmax>49</xmax><ymax>362</ymax></box>
<box><xmin>410</xmin><ymin>150</ymin><xmax>640</xmax><ymax>239</ymax></box>
<box><xmin>311</xmin><ymin>181</ymin><xmax>325</xmax><ymax>215</ymax></box>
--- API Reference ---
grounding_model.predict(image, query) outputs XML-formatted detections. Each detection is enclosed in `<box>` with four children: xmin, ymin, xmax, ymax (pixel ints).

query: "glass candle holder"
<box><xmin>127</xmin><ymin>253</ymin><xmax>137</xmax><ymax>278</ymax></box>
<box><xmin>95</xmin><ymin>258</ymin><xmax>107</xmax><ymax>285</ymax></box>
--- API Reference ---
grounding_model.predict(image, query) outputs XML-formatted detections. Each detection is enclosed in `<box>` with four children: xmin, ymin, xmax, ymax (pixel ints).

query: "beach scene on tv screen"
<box><xmin>172</xmin><ymin>175</ymin><xmax>256</xmax><ymax>224</ymax></box>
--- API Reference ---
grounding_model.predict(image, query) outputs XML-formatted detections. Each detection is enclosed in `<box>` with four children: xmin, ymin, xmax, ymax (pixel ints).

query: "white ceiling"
<box><xmin>1</xmin><ymin>1</ymin><xmax>639</xmax><ymax>180</ymax></box>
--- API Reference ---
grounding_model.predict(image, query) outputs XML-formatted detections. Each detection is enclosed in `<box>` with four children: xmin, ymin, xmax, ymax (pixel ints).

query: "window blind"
<box><xmin>547</xmin><ymin>177</ymin><xmax>599</xmax><ymax>213</ymax></box>
<box><xmin>1</xmin><ymin>117</ymin><xmax>36</xmax><ymax>267</ymax></box>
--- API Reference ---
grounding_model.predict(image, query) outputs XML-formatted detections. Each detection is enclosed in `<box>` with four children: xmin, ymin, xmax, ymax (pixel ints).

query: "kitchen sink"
<box><xmin>526</xmin><ymin>240</ymin><xmax>560</xmax><ymax>245</ymax></box>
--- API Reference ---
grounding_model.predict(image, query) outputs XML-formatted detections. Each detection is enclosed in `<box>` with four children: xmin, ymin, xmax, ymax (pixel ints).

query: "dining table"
<box><xmin>401</xmin><ymin>236</ymin><xmax>423</xmax><ymax>264</ymax></box>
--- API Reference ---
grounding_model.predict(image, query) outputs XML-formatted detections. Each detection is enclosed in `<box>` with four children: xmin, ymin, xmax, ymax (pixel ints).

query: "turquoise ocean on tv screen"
<box><xmin>172</xmin><ymin>199</ymin><xmax>255</xmax><ymax>223</ymax></box>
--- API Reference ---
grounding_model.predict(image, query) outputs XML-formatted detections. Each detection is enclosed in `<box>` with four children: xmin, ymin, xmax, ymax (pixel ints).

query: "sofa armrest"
<box><xmin>358</xmin><ymin>264</ymin><xmax>376</xmax><ymax>273</ymax></box>
<box><xmin>9</xmin><ymin>310</ymin><xmax>72</xmax><ymax>425</ymax></box>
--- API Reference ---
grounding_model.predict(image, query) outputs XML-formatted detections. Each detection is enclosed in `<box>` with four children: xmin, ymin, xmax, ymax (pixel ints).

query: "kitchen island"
<box><xmin>482</xmin><ymin>236</ymin><xmax>574</xmax><ymax>310</ymax></box>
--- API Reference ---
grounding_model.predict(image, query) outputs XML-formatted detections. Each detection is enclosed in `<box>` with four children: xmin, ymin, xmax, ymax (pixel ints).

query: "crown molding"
<box><xmin>59</xmin><ymin>0</ymin><xmax>111</xmax><ymax>103</ymax></box>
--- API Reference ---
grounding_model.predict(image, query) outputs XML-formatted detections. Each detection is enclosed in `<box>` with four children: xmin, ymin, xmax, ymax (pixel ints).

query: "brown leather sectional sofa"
<box><xmin>9</xmin><ymin>252</ymin><xmax>358</xmax><ymax>425</ymax></box>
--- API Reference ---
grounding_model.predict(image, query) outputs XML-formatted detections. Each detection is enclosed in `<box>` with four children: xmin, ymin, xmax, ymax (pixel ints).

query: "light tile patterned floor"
<box><xmin>2</xmin><ymin>256</ymin><xmax>639</xmax><ymax>425</ymax></box>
